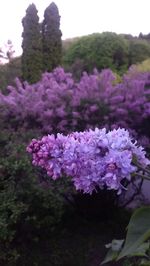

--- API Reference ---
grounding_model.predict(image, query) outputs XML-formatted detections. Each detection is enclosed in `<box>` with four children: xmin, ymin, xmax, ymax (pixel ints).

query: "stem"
<box><xmin>133</xmin><ymin>162</ymin><xmax>150</xmax><ymax>175</ymax></box>
<box><xmin>132</xmin><ymin>172</ymin><xmax>150</xmax><ymax>181</ymax></box>
<box><xmin>139</xmin><ymin>167</ymin><xmax>150</xmax><ymax>175</ymax></box>
<box><xmin>121</xmin><ymin>178</ymin><xmax>143</xmax><ymax>208</ymax></box>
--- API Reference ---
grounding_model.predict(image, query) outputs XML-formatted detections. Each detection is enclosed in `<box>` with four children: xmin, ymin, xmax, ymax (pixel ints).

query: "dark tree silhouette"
<box><xmin>21</xmin><ymin>3</ymin><xmax>42</xmax><ymax>83</ymax></box>
<box><xmin>42</xmin><ymin>2</ymin><xmax>62</xmax><ymax>72</ymax></box>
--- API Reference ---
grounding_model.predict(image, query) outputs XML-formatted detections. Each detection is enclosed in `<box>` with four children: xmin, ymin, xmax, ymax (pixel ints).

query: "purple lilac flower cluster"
<box><xmin>27</xmin><ymin>128</ymin><xmax>150</xmax><ymax>195</ymax></box>
<box><xmin>0</xmin><ymin>67</ymin><xmax>74</xmax><ymax>133</ymax></box>
<box><xmin>0</xmin><ymin>67</ymin><xmax>149</xmax><ymax>137</ymax></box>
<box><xmin>0</xmin><ymin>67</ymin><xmax>150</xmax><ymax>149</ymax></box>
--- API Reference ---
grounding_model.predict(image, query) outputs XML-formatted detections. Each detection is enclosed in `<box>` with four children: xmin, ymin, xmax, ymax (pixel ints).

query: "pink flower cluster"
<box><xmin>27</xmin><ymin>128</ymin><xmax>150</xmax><ymax>195</ymax></box>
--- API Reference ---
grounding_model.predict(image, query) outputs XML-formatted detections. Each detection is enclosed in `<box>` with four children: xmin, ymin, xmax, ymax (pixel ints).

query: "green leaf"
<box><xmin>101</xmin><ymin>248</ymin><xmax>119</xmax><ymax>264</ymax></box>
<box><xmin>128</xmin><ymin>242</ymin><xmax>149</xmax><ymax>257</ymax></box>
<box><xmin>117</xmin><ymin>207</ymin><xmax>150</xmax><ymax>259</ymax></box>
<box><xmin>101</xmin><ymin>239</ymin><xmax>124</xmax><ymax>264</ymax></box>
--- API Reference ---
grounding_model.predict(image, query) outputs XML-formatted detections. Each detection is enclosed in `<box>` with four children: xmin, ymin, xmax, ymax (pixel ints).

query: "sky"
<box><xmin>0</xmin><ymin>0</ymin><xmax>150</xmax><ymax>56</ymax></box>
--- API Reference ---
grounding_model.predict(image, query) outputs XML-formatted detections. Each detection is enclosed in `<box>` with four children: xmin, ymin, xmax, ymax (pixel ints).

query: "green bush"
<box><xmin>0</xmin><ymin>57</ymin><xmax>21</xmax><ymax>93</ymax></box>
<box><xmin>63</xmin><ymin>32</ymin><xmax>129</xmax><ymax>76</ymax></box>
<box><xmin>128</xmin><ymin>39</ymin><xmax>150</xmax><ymax>65</ymax></box>
<box><xmin>0</xmin><ymin>126</ymin><xmax>69</xmax><ymax>264</ymax></box>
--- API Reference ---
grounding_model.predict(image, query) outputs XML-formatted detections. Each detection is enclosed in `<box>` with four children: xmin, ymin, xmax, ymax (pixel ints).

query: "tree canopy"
<box><xmin>21</xmin><ymin>3</ymin><xmax>43</xmax><ymax>83</ymax></box>
<box><xmin>42</xmin><ymin>2</ymin><xmax>62</xmax><ymax>72</ymax></box>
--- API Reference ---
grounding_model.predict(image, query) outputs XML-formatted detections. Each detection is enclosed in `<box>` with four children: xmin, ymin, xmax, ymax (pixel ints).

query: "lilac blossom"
<box><xmin>0</xmin><ymin>67</ymin><xmax>149</xmax><ymax>148</ymax></box>
<box><xmin>27</xmin><ymin>128</ymin><xmax>150</xmax><ymax>195</ymax></box>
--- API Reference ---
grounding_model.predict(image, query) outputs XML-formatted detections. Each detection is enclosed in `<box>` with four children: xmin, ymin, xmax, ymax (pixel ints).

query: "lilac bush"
<box><xmin>71</xmin><ymin>68</ymin><xmax>150</xmax><ymax>148</ymax></box>
<box><xmin>70</xmin><ymin>69</ymin><xmax>115</xmax><ymax>131</ymax></box>
<box><xmin>0</xmin><ymin>67</ymin><xmax>74</xmax><ymax>133</ymax></box>
<box><xmin>27</xmin><ymin>128</ymin><xmax>150</xmax><ymax>195</ymax></box>
<box><xmin>0</xmin><ymin>67</ymin><xmax>149</xmax><ymax>146</ymax></box>
<box><xmin>109</xmin><ymin>68</ymin><xmax>150</xmax><ymax>130</ymax></box>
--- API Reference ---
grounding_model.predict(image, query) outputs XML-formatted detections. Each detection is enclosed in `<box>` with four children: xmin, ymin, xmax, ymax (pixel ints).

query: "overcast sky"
<box><xmin>0</xmin><ymin>0</ymin><xmax>150</xmax><ymax>56</ymax></box>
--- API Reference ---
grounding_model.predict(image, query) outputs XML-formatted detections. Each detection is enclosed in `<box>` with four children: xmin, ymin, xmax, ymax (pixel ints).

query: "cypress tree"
<box><xmin>42</xmin><ymin>2</ymin><xmax>62</xmax><ymax>72</ymax></box>
<box><xmin>22</xmin><ymin>3</ymin><xmax>42</xmax><ymax>83</ymax></box>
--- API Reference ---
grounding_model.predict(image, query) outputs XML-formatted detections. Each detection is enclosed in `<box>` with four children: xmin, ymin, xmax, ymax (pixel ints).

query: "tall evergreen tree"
<box><xmin>22</xmin><ymin>3</ymin><xmax>42</xmax><ymax>83</ymax></box>
<box><xmin>42</xmin><ymin>2</ymin><xmax>62</xmax><ymax>72</ymax></box>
